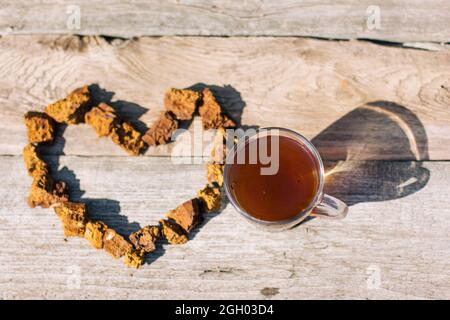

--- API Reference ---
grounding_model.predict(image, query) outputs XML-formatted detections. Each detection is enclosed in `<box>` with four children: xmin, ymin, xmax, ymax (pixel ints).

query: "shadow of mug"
<box><xmin>311</xmin><ymin>101</ymin><xmax>430</xmax><ymax>207</ymax></box>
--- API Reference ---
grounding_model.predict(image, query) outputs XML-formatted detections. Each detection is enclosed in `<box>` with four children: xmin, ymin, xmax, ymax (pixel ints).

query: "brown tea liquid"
<box><xmin>227</xmin><ymin>135</ymin><xmax>320</xmax><ymax>222</ymax></box>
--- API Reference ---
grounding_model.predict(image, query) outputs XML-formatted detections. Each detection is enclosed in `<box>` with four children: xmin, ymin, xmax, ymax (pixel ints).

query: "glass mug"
<box><xmin>223</xmin><ymin>127</ymin><xmax>348</xmax><ymax>231</ymax></box>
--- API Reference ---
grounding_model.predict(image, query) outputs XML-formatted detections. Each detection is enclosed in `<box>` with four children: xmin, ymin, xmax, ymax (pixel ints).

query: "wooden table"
<box><xmin>0</xmin><ymin>1</ymin><xmax>449</xmax><ymax>300</ymax></box>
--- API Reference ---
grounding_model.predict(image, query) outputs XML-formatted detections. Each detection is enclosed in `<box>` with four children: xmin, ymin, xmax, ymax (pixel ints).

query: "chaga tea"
<box><xmin>226</xmin><ymin>133</ymin><xmax>320</xmax><ymax>222</ymax></box>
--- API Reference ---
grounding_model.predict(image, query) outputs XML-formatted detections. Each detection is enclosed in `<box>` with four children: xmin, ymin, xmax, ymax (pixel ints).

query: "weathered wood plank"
<box><xmin>1</xmin><ymin>1</ymin><xmax>449</xmax><ymax>42</ymax></box>
<box><xmin>0</xmin><ymin>35</ymin><xmax>449</xmax><ymax>160</ymax></box>
<box><xmin>0</xmin><ymin>156</ymin><xmax>449</xmax><ymax>299</ymax></box>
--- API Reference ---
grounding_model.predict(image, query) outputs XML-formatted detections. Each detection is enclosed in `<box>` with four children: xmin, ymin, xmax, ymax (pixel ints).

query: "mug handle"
<box><xmin>311</xmin><ymin>194</ymin><xmax>348</xmax><ymax>219</ymax></box>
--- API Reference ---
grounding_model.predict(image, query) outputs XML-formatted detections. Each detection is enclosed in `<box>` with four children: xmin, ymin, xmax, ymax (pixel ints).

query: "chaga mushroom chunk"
<box><xmin>54</xmin><ymin>202</ymin><xmax>87</xmax><ymax>237</ymax></box>
<box><xmin>85</xmin><ymin>103</ymin><xmax>118</xmax><ymax>137</ymax></box>
<box><xmin>85</xmin><ymin>102</ymin><xmax>146</xmax><ymax>155</ymax></box>
<box><xmin>84</xmin><ymin>220</ymin><xmax>108</xmax><ymax>249</ymax></box>
<box><xmin>109</xmin><ymin>121</ymin><xmax>146</xmax><ymax>156</ymax></box>
<box><xmin>198</xmin><ymin>88</ymin><xmax>235</xmax><ymax>130</ymax></box>
<box><xmin>103</xmin><ymin>229</ymin><xmax>133</xmax><ymax>259</ymax></box>
<box><xmin>197</xmin><ymin>185</ymin><xmax>221</xmax><ymax>213</ymax></box>
<box><xmin>160</xmin><ymin>219</ymin><xmax>188</xmax><ymax>245</ymax></box>
<box><xmin>129</xmin><ymin>225</ymin><xmax>160</xmax><ymax>253</ymax></box>
<box><xmin>23</xmin><ymin>144</ymin><xmax>69</xmax><ymax>208</ymax></box>
<box><xmin>44</xmin><ymin>86</ymin><xmax>92</xmax><ymax>124</ymax></box>
<box><xmin>164</xmin><ymin>88</ymin><xmax>200</xmax><ymax>120</ymax></box>
<box><xmin>24</xmin><ymin>111</ymin><xmax>55</xmax><ymax>143</ymax></box>
<box><xmin>28</xmin><ymin>176</ymin><xmax>69</xmax><ymax>208</ymax></box>
<box><xmin>206</xmin><ymin>162</ymin><xmax>224</xmax><ymax>187</ymax></box>
<box><xmin>124</xmin><ymin>249</ymin><xmax>145</xmax><ymax>269</ymax></box>
<box><xmin>23</xmin><ymin>144</ymin><xmax>49</xmax><ymax>179</ymax></box>
<box><xmin>166</xmin><ymin>199</ymin><xmax>203</xmax><ymax>233</ymax></box>
<box><xmin>142</xmin><ymin>111</ymin><xmax>178</xmax><ymax>146</ymax></box>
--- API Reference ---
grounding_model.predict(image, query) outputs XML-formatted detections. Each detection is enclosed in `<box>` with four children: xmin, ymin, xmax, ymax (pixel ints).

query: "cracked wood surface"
<box><xmin>0</xmin><ymin>35</ymin><xmax>449</xmax><ymax>299</ymax></box>
<box><xmin>1</xmin><ymin>157</ymin><xmax>449</xmax><ymax>299</ymax></box>
<box><xmin>0</xmin><ymin>35</ymin><xmax>449</xmax><ymax>160</ymax></box>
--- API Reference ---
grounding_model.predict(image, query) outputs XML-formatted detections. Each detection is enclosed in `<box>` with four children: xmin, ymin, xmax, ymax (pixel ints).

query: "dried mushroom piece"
<box><xmin>28</xmin><ymin>175</ymin><xmax>54</xmax><ymax>208</ymax></box>
<box><xmin>44</xmin><ymin>86</ymin><xmax>92</xmax><ymax>124</ymax></box>
<box><xmin>199</xmin><ymin>88</ymin><xmax>235</xmax><ymax>130</ymax></box>
<box><xmin>85</xmin><ymin>102</ymin><xmax>145</xmax><ymax>155</ymax></box>
<box><xmin>23</xmin><ymin>144</ymin><xmax>49</xmax><ymax>179</ymax></box>
<box><xmin>129</xmin><ymin>225</ymin><xmax>160</xmax><ymax>253</ymax></box>
<box><xmin>110</xmin><ymin>121</ymin><xmax>146</xmax><ymax>156</ymax></box>
<box><xmin>164</xmin><ymin>88</ymin><xmax>200</xmax><ymax>120</ymax></box>
<box><xmin>24</xmin><ymin>144</ymin><xmax>69</xmax><ymax>208</ymax></box>
<box><xmin>85</xmin><ymin>103</ymin><xmax>118</xmax><ymax>137</ymax></box>
<box><xmin>54</xmin><ymin>202</ymin><xmax>87</xmax><ymax>237</ymax></box>
<box><xmin>197</xmin><ymin>185</ymin><xmax>221</xmax><ymax>213</ymax></box>
<box><xmin>166</xmin><ymin>199</ymin><xmax>202</xmax><ymax>233</ymax></box>
<box><xmin>27</xmin><ymin>173</ymin><xmax>69</xmax><ymax>208</ymax></box>
<box><xmin>160</xmin><ymin>219</ymin><xmax>188</xmax><ymax>245</ymax></box>
<box><xmin>142</xmin><ymin>111</ymin><xmax>178</xmax><ymax>146</ymax></box>
<box><xmin>124</xmin><ymin>249</ymin><xmax>145</xmax><ymax>269</ymax></box>
<box><xmin>52</xmin><ymin>181</ymin><xmax>70</xmax><ymax>203</ymax></box>
<box><xmin>84</xmin><ymin>220</ymin><xmax>107</xmax><ymax>249</ymax></box>
<box><xmin>206</xmin><ymin>163</ymin><xmax>224</xmax><ymax>187</ymax></box>
<box><xmin>103</xmin><ymin>228</ymin><xmax>133</xmax><ymax>259</ymax></box>
<box><xmin>24</xmin><ymin>111</ymin><xmax>55</xmax><ymax>143</ymax></box>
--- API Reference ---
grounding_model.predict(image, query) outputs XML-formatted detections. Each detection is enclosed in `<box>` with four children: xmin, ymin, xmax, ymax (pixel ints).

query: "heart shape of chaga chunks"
<box><xmin>22</xmin><ymin>84</ymin><xmax>235</xmax><ymax>269</ymax></box>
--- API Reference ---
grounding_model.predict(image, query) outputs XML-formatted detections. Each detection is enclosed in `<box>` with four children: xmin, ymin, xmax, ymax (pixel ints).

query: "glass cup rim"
<box><xmin>223</xmin><ymin>127</ymin><xmax>325</xmax><ymax>227</ymax></box>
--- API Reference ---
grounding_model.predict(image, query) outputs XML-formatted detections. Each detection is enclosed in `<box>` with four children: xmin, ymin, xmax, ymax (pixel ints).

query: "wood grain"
<box><xmin>0</xmin><ymin>35</ymin><xmax>449</xmax><ymax>160</ymax></box>
<box><xmin>1</xmin><ymin>156</ymin><xmax>449</xmax><ymax>299</ymax></box>
<box><xmin>1</xmin><ymin>35</ymin><xmax>450</xmax><ymax>299</ymax></box>
<box><xmin>1</xmin><ymin>1</ymin><xmax>450</xmax><ymax>42</ymax></box>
